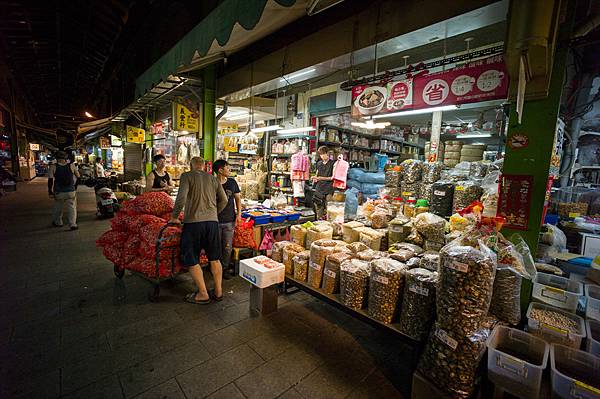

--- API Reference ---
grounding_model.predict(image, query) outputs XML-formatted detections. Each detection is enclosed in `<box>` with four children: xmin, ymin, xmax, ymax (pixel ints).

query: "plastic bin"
<box><xmin>526</xmin><ymin>302</ymin><xmax>586</xmax><ymax>349</ymax></box>
<box><xmin>532</xmin><ymin>274</ymin><xmax>583</xmax><ymax>313</ymax></box>
<box><xmin>586</xmin><ymin>284</ymin><xmax>600</xmax><ymax>321</ymax></box>
<box><xmin>270</xmin><ymin>214</ymin><xmax>287</xmax><ymax>223</ymax></box>
<box><xmin>487</xmin><ymin>326</ymin><xmax>549</xmax><ymax>399</ymax></box>
<box><xmin>253</xmin><ymin>215</ymin><xmax>271</xmax><ymax>225</ymax></box>
<box><xmin>286</xmin><ymin>213</ymin><xmax>301</xmax><ymax>221</ymax></box>
<box><xmin>586</xmin><ymin>319</ymin><xmax>600</xmax><ymax>357</ymax></box>
<box><xmin>550</xmin><ymin>344</ymin><xmax>600</xmax><ymax>399</ymax></box>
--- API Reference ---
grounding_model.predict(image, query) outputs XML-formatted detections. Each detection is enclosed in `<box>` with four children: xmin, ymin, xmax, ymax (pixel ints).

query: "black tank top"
<box><xmin>152</xmin><ymin>170</ymin><xmax>170</xmax><ymax>189</ymax></box>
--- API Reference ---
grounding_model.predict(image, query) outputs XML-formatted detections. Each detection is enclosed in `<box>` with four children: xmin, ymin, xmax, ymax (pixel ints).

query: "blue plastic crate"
<box><xmin>253</xmin><ymin>215</ymin><xmax>271</xmax><ymax>225</ymax></box>
<box><xmin>270</xmin><ymin>214</ymin><xmax>287</xmax><ymax>223</ymax></box>
<box><xmin>286</xmin><ymin>213</ymin><xmax>301</xmax><ymax>221</ymax></box>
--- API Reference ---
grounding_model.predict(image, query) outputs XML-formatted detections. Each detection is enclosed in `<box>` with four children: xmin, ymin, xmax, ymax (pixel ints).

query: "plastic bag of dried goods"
<box><xmin>389</xmin><ymin>242</ymin><xmax>424</xmax><ymax>257</ymax></box>
<box><xmin>340</xmin><ymin>259</ymin><xmax>370</xmax><ymax>309</ymax></box>
<box><xmin>413</xmin><ymin>212</ymin><xmax>446</xmax><ymax>242</ymax></box>
<box><xmin>342</xmin><ymin>221</ymin><xmax>364</xmax><ymax>243</ymax></box>
<box><xmin>96</xmin><ymin>230</ymin><xmax>128</xmax><ymax>247</ymax></box>
<box><xmin>131</xmin><ymin>192</ymin><xmax>174</xmax><ymax>216</ymax></box>
<box><xmin>437</xmin><ymin>237</ymin><xmax>496</xmax><ymax>335</ymax></box>
<box><xmin>292</xmin><ymin>250</ymin><xmax>310</xmax><ymax>281</ymax></box>
<box><xmin>356</xmin><ymin>249</ymin><xmax>387</xmax><ymax>262</ymax></box>
<box><xmin>306</xmin><ymin>222</ymin><xmax>334</xmax><ymax>249</ymax></box>
<box><xmin>308</xmin><ymin>239</ymin><xmax>338</xmax><ymax>288</ymax></box>
<box><xmin>419</xmin><ymin>252</ymin><xmax>440</xmax><ymax>272</ymax></box>
<box><xmin>357</xmin><ymin>227</ymin><xmax>385</xmax><ymax>251</ymax></box>
<box><xmin>401</xmin><ymin>159</ymin><xmax>422</xmax><ymax>183</ymax></box>
<box><xmin>368</xmin><ymin>258</ymin><xmax>408</xmax><ymax>323</ymax></box>
<box><xmin>452</xmin><ymin>181</ymin><xmax>483</xmax><ymax>213</ymax></box>
<box><xmin>430</xmin><ymin>181</ymin><xmax>455</xmax><ymax>217</ymax></box>
<box><xmin>422</xmin><ymin>162</ymin><xmax>443</xmax><ymax>184</ymax></box>
<box><xmin>385</xmin><ymin>168</ymin><xmax>402</xmax><ymax>187</ymax></box>
<box><xmin>388</xmin><ymin>216</ymin><xmax>411</xmax><ymax>246</ymax></box>
<box><xmin>290</xmin><ymin>225</ymin><xmax>307</xmax><ymax>247</ymax></box>
<box><xmin>469</xmin><ymin>161</ymin><xmax>489</xmax><ymax>178</ymax></box>
<box><xmin>322</xmin><ymin>252</ymin><xmax>353</xmax><ymax>294</ymax></box>
<box><xmin>271</xmin><ymin>241</ymin><xmax>293</xmax><ymax>263</ymax></box>
<box><xmin>399</xmin><ymin>268</ymin><xmax>438</xmax><ymax>340</ymax></box>
<box><xmin>406</xmin><ymin>226</ymin><xmax>425</xmax><ymax>247</ymax></box>
<box><xmin>346</xmin><ymin>241</ymin><xmax>370</xmax><ymax>254</ymax></box>
<box><xmin>404</xmin><ymin>257</ymin><xmax>421</xmax><ymax>268</ymax></box>
<box><xmin>282</xmin><ymin>243</ymin><xmax>305</xmax><ymax>275</ymax></box>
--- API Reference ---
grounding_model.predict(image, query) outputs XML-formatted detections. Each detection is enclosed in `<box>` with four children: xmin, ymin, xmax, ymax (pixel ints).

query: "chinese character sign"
<box><xmin>497</xmin><ymin>174</ymin><xmax>534</xmax><ymax>230</ymax></box>
<box><xmin>125</xmin><ymin>125</ymin><xmax>145</xmax><ymax>143</ymax></box>
<box><xmin>413</xmin><ymin>55</ymin><xmax>508</xmax><ymax>109</ymax></box>
<box><xmin>173</xmin><ymin>102</ymin><xmax>199</xmax><ymax>133</ymax></box>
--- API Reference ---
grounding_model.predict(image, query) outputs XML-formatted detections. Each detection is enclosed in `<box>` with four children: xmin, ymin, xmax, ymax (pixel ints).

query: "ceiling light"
<box><xmin>371</xmin><ymin>105</ymin><xmax>459</xmax><ymax>119</ymax></box>
<box><xmin>351</xmin><ymin>120</ymin><xmax>391</xmax><ymax>130</ymax></box>
<box><xmin>277</xmin><ymin>126</ymin><xmax>316</xmax><ymax>134</ymax></box>
<box><xmin>250</xmin><ymin>125</ymin><xmax>282</xmax><ymax>133</ymax></box>
<box><xmin>226</xmin><ymin>113</ymin><xmax>250</xmax><ymax>121</ymax></box>
<box><xmin>456</xmin><ymin>133</ymin><xmax>492</xmax><ymax>139</ymax></box>
<box><xmin>280</xmin><ymin>68</ymin><xmax>316</xmax><ymax>82</ymax></box>
<box><xmin>84</xmin><ymin>111</ymin><xmax>94</xmax><ymax>118</ymax></box>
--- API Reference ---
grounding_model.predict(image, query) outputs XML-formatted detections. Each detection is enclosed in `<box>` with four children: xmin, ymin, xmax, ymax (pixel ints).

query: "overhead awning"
<box><xmin>135</xmin><ymin>0</ymin><xmax>309</xmax><ymax>98</ymax></box>
<box><xmin>77</xmin><ymin>115</ymin><xmax>115</xmax><ymax>135</ymax></box>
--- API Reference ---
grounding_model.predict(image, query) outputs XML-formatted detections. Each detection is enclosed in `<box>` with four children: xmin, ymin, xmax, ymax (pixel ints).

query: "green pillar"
<box><xmin>202</xmin><ymin>64</ymin><xmax>216</xmax><ymax>162</ymax></box>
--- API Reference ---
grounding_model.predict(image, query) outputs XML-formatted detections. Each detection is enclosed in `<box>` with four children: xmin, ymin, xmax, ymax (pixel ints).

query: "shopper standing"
<box><xmin>212</xmin><ymin>159</ymin><xmax>241</xmax><ymax>279</ymax></box>
<box><xmin>312</xmin><ymin>146</ymin><xmax>334</xmax><ymax>220</ymax></box>
<box><xmin>94</xmin><ymin>157</ymin><xmax>106</xmax><ymax>178</ymax></box>
<box><xmin>145</xmin><ymin>154</ymin><xmax>173</xmax><ymax>193</ymax></box>
<box><xmin>169</xmin><ymin>157</ymin><xmax>228</xmax><ymax>304</ymax></box>
<box><xmin>48</xmin><ymin>151</ymin><xmax>80</xmax><ymax>230</ymax></box>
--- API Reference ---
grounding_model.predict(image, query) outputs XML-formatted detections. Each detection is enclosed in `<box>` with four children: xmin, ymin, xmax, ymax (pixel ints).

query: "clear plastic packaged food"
<box><xmin>282</xmin><ymin>243</ymin><xmax>305</xmax><ymax>275</ymax></box>
<box><xmin>323</xmin><ymin>252</ymin><xmax>353</xmax><ymax>294</ymax></box>
<box><xmin>401</xmin><ymin>159</ymin><xmax>422</xmax><ymax>183</ymax></box>
<box><xmin>430</xmin><ymin>181</ymin><xmax>455</xmax><ymax>217</ymax></box>
<box><xmin>340</xmin><ymin>259</ymin><xmax>370</xmax><ymax>309</ymax></box>
<box><xmin>342</xmin><ymin>221</ymin><xmax>364</xmax><ymax>243</ymax></box>
<box><xmin>422</xmin><ymin>162</ymin><xmax>443</xmax><ymax>184</ymax></box>
<box><xmin>292</xmin><ymin>250</ymin><xmax>310</xmax><ymax>281</ymax></box>
<box><xmin>452</xmin><ymin>181</ymin><xmax>483</xmax><ymax>213</ymax></box>
<box><xmin>306</xmin><ymin>223</ymin><xmax>334</xmax><ymax>248</ymax></box>
<box><xmin>399</xmin><ymin>268</ymin><xmax>438</xmax><ymax>340</ymax></box>
<box><xmin>388</xmin><ymin>215</ymin><xmax>411</xmax><ymax>245</ymax></box>
<box><xmin>413</xmin><ymin>212</ymin><xmax>446</xmax><ymax>242</ymax></box>
<box><xmin>290</xmin><ymin>225</ymin><xmax>307</xmax><ymax>247</ymax></box>
<box><xmin>419</xmin><ymin>252</ymin><xmax>440</xmax><ymax>272</ymax></box>
<box><xmin>271</xmin><ymin>241</ymin><xmax>293</xmax><ymax>263</ymax></box>
<box><xmin>368</xmin><ymin>258</ymin><xmax>408</xmax><ymax>323</ymax></box>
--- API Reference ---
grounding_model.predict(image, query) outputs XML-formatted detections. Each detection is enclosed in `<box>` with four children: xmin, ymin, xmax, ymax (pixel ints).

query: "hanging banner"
<box><xmin>413</xmin><ymin>55</ymin><xmax>508</xmax><ymax>109</ymax></box>
<box><xmin>99</xmin><ymin>137</ymin><xmax>111</xmax><ymax>149</ymax></box>
<box><xmin>497</xmin><ymin>174</ymin><xmax>533</xmax><ymax>230</ymax></box>
<box><xmin>125</xmin><ymin>125</ymin><xmax>145</xmax><ymax>143</ymax></box>
<box><xmin>351</xmin><ymin>78</ymin><xmax>413</xmax><ymax>117</ymax></box>
<box><xmin>173</xmin><ymin>102</ymin><xmax>199</xmax><ymax>133</ymax></box>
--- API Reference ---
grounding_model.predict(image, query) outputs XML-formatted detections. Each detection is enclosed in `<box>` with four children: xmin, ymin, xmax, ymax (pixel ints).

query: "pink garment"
<box><xmin>291</xmin><ymin>152</ymin><xmax>310</xmax><ymax>181</ymax></box>
<box><xmin>332</xmin><ymin>159</ymin><xmax>349</xmax><ymax>189</ymax></box>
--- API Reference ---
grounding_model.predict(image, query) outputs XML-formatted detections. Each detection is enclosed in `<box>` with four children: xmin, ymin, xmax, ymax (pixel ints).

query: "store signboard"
<box><xmin>497</xmin><ymin>174</ymin><xmax>533</xmax><ymax>230</ymax></box>
<box><xmin>351</xmin><ymin>79</ymin><xmax>413</xmax><ymax>117</ymax></box>
<box><xmin>29</xmin><ymin>143</ymin><xmax>40</xmax><ymax>151</ymax></box>
<box><xmin>125</xmin><ymin>125</ymin><xmax>145</xmax><ymax>143</ymax></box>
<box><xmin>173</xmin><ymin>102</ymin><xmax>199</xmax><ymax>133</ymax></box>
<box><xmin>413</xmin><ymin>55</ymin><xmax>508</xmax><ymax>109</ymax></box>
<box><xmin>151</xmin><ymin>121</ymin><xmax>164</xmax><ymax>135</ymax></box>
<box><xmin>99</xmin><ymin>137</ymin><xmax>111</xmax><ymax>149</ymax></box>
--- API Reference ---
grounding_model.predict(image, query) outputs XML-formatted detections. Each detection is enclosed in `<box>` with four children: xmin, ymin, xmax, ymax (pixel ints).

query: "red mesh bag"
<box><xmin>131</xmin><ymin>192</ymin><xmax>174</xmax><ymax>216</ymax></box>
<box><xmin>129</xmin><ymin>252</ymin><xmax>182</xmax><ymax>277</ymax></box>
<box><xmin>119</xmin><ymin>200</ymin><xmax>139</xmax><ymax>215</ymax></box>
<box><xmin>139</xmin><ymin>223</ymin><xmax>182</xmax><ymax>257</ymax></box>
<box><xmin>111</xmin><ymin>212</ymin><xmax>137</xmax><ymax>232</ymax></box>
<box><xmin>121</xmin><ymin>236</ymin><xmax>141</xmax><ymax>263</ymax></box>
<box><xmin>102</xmin><ymin>241</ymin><xmax>126</xmax><ymax>265</ymax></box>
<box><xmin>96</xmin><ymin>230</ymin><xmax>128</xmax><ymax>247</ymax></box>
<box><xmin>129</xmin><ymin>214</ymin><xmax>167</xmax><ymax>232</ymax></box>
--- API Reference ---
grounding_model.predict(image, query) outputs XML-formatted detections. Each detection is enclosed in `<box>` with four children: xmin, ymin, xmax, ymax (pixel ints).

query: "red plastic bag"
<box><xmin>233</xmin><ymin>219</ymin><xmax>257</xmax><ymax>250</ymax></box>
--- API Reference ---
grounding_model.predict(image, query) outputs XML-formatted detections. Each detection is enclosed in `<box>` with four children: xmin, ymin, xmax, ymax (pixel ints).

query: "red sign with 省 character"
<box><xmin>497</xmin><ymin>174</ymin><xmax>534</xmax><ymax>230</ymax></box>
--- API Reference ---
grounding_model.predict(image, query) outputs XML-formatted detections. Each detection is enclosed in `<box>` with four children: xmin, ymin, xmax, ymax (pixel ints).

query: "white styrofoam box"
<box><xmin>239</xmin><ymin>256</ymin><xmax>285</xmax><ymax>288</ymax></box>
<box><xmin>532</xmin><ymin>274</ymin><xmax>583</xmax><ymax>313</ymax></box>
<box><xmin>586</xmin><ymin>284</ymin><xmax>600</xmax><ymax>321</ymax></box>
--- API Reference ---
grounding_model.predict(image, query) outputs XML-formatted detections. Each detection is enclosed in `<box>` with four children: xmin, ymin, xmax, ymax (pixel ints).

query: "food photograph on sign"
<box><xmin>352</xmin><ymin>79</ymin><xmax>413</xmax><ymax>117</ymax></box>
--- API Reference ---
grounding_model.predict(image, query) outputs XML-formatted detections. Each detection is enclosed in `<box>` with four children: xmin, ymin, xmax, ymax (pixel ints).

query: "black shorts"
<box><xmin>180</xmin><ymin>221</ymin><xmax>221</xmax><ymax>267</ymax></box>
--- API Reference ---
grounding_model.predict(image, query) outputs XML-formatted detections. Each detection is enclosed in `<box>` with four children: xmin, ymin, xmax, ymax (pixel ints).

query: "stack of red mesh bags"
<box><xmin>96</xmin><ymin>192</ymin><xmax>208</xmax><ymax>278</ymax></box>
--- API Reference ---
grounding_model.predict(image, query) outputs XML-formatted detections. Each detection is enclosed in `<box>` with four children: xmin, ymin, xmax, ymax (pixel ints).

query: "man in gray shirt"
<box><xmin>169</xmin><ymin>157</ymin><xmax>228</xmax><ymax>304</ymax></box>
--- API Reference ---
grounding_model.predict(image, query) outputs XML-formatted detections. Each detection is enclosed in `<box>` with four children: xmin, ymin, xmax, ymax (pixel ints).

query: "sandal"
<box><xmin>209</xmin><ymin>289</ymin><xmax>223</xmax><ymax>302</ymax></box>
<box><xmin>184</xmin><ymin>292</ymin><xmax>211</xmax><ymax>305</ymax></box>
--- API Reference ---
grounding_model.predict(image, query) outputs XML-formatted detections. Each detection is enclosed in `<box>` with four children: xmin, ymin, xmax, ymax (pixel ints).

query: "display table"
<box><xmin>251</xmin><ymin>216</ymin><xmax>315</xmax><ymax>247</ymax></box>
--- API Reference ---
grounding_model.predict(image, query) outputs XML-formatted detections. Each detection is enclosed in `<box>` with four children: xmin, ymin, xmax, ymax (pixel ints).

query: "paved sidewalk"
<box><xmin>0</xmin><ymin>179</ymin><xmax>413</xmax><ymax>399</ymax></box>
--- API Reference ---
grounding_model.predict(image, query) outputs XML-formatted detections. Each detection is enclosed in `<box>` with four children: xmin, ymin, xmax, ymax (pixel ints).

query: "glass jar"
<box><xmin>404</xmin><ymin>199</ymin><xmax>416</xmax><ymax>218</ymax></box>
<box><xmin>415</xmin><ymin>199</ymin><xmax>430</xmax><ymax>215</ymax></box>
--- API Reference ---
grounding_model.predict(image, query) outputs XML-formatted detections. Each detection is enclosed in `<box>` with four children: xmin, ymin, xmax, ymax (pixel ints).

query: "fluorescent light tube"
<box><xmin>280</xmin><ymin>68</ymin><xmax>316</xmax><ymax>82</ymax></box>
<box><xmin>371</xmin><ymin>105</ymin><xmax>458</xmax><ymax>119</ymax></box>
<box><xmin>351</xmin><ymin>120</ymin><xmax>391</xmax><ymax>129</ymax></box>
<box><xmin>456</xmin><ymin>133</ymin><xmax>492</xmax><ymax>138</ymax></box>
<box><xmin>277</xmin><ymin>126</ymin><xmax>316</xmax><ymax>134</ymax></box>
<box><xmin>226</xmin><ymin>114</ymin><xmax>250</xmax><ymax>121</ymax></box>
<box><xmin>250</xmin><ymin>125</ymin><xmax>282</xmax><ymax>133</ymax></box>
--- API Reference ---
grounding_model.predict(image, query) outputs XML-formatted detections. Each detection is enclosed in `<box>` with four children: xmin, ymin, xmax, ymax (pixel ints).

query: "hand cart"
<box><xmin>114</xmin><ymin>223</ymin><xmax>184</xmax><ymax>301</ymax></box>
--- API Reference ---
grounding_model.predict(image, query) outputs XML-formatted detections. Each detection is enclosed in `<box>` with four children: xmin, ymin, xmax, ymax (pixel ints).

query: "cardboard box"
<box><xmin>239</xmin><ymin>256</ymin><xmax>284</xmax><ymax>288</ymax></box>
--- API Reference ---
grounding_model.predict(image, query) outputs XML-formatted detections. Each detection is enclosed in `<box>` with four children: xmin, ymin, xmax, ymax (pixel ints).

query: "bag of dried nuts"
<box><xmin>271</xmin><ymin>241</ymin><xmax>293</xmax><ymax>263</ymax></box>
<box><xmin>282</xmin><ymin>243</ymin><xmax>305</xmax><ymax>275</ymax></box>
<box><xmin>452</xmin><ymin>181</ymin><xmax>483</xmax><ymax>213</ymax></box>
<box><xmin>346</xmin><ymin>241</ymin><xmax>370</xmax><ymax>254</ymax></box>
<box><xmin>413</xmin><ymin>212</ymin><xmax>446</xmax><ymax>243</ymax></box>
<box><xmin>292</xmin><ymin>250</ymin><xmax>310</xmax><ymax>281</ymax></box>
<box><xmin>401</xmin><ymin>159</ymin><xmax>422</xmax><ymax>183</ymax></box>
<box><xmin>419</xmin><ymin>252</ymin><xmax>440</xmax><ymax>272</ymax></box>
<box><xmin>290</xmin><ymin>225</ymin><xmax>307</xmax><ymax>248</ymax></box>
<box><xmin>399</xmin><ymin>268</ymin><xmax>438</xmax><ymax>340</ymax></box>
<box><xmin>340</xmin><ymin>259</ymin><xmax>371</xmax><ymax>310</ymax></box>
<box><xmin>306</xmin><ymin>223</ymin><xmax>334</xmax><ymax>249</ymax></box>
<box><xmin>308</xmin><ymin>239</ymin><xmax>338</xmax><ymax>288</ymax></box>
<box><xmin>322</xmin><ymin>252</ymin><xmax>353</xmax><ymax>294</ymax></box>
<box><xmin>368</xmin><ymin>258</ymin><xmax>407</xmax><ymax>323</ymax></box>
<box><xmin>437</xmin><ymin>236</ymin><xmax>496</xmax><ymax>336</ymax></box>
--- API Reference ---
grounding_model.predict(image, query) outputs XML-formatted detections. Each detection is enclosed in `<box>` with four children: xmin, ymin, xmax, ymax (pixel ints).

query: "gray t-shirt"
<box><xmin>172</xmin><ymin>170</ymin><xmax>228</xmax><ymax>223</ymax></box>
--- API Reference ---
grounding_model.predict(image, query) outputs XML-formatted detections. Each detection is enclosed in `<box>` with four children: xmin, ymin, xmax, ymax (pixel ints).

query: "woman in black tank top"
<box><xmin>146</xmin><ymin>154</ymin><xmax>174</xmax><ymax>193</ymax></box>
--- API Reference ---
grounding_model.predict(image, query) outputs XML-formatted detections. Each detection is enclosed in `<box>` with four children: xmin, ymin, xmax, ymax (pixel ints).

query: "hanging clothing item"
<box><xmin>189</xmin><ymin>143</ymin><xmax>201</xmax><ymax>158</ymax></box>
<box><xmin>332</xmin><ymin>157</ymin><xmax>349</xmax><ymax>189</ymax></box>
<box><xmin>290</xmin><ymin>152</ymin><xmax>310</xmax><ymax>181</ymax></box>
<box><xmin>260</xmin><ymin>230</ymin><xmax>275</xmax><ymax>252</ymax></box>
<box><xmin>177</xmin><ymin>143</ymin><xmax>188</xmax><ymax>164</ymax></box>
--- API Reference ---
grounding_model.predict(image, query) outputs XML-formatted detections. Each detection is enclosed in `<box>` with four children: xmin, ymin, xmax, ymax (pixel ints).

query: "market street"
<box><xmin>0</xmin><ymin>179</ymin><xmax>409</xmax><ymax>399</ymax></box>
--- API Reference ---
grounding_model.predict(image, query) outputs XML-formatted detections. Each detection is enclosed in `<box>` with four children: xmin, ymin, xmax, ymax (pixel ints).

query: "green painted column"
<box><xmin>202</xmin><ymin>64</ymin><xmax>216</xmax><ymax>162</ymax></box>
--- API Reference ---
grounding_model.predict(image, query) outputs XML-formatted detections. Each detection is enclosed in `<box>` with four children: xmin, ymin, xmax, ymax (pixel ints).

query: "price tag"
<box><xmin>409</xmin><ymin>284</ymin><xmax>429</xmax><ymax>296</ymax></box>
<box><xmin>541</xmin><ymin>286</ymin><xmax>567</xmax><ymax>302</ymax></box>
<box><xmin>324</xmin><ymin>269</ymin><xmax>336</xmax><ymax>278</ymax></box>
<box><xmin>540</xmin><ymin>322</ymin><xmax>568</xmax><ymax>336</ymax></box>
<box><xmin>455</xmin><ymin>186</ymin><xmax>465</xmax><ymax>191</ymax></box>
<box><xmin>435</xmin><ymin>328</ymin><xmax>458</xmax><ymax>350</ymax></box>
<box><xmin>497</xmin><ymin>354</ymin><xmax>527</xmax><ymax>377</ymax></box>
<box><xmin>309</xmin><ymin>262</ymin><xmax>321</xmax><ymax>271</ymax></box>
<box><xmin>372</xmin><ymin>275</ymin><xmax>389</xmax><ymax>285</ymax></box>
<box><xmin>447</xmin><ymin>260</ymin><xmax>469</xmax><ymax>273</ymax></box>
<box><xmin>434</xmin><ymin>190</ymin><xmax>446</xmax><ymax>196</ymax></box>
<box><xmin>573</xmin><ymin>380</ymin><xmax>600</xmax><ymax>396</ymax></box>
<box><xmin>569</xmin><ymin>212</ymin><xmax>581</xmax><ymax>218</ymax></box>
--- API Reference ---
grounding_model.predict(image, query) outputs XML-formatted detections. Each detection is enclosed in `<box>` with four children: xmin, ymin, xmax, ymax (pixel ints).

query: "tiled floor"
<box><xmin>0</xmin><ymin>179</ymin><xmax>414</xmax><ymax>398</ymax></box>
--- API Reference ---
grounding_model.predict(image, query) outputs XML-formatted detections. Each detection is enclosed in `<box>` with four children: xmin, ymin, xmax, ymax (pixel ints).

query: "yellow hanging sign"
<box><xmin>126</xmin><ymin>125</ymin><xmax>145</xmax><ymax>143</ymax></box>
<box><xmin>173</xmin><ymin>102</ymin><xmax>199</xmax><ymax>134</ymax></box>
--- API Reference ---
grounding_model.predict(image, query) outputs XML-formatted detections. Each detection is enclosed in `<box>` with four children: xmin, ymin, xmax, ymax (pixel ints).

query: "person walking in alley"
<box><xmin>212</xmin><ymin>159</ymin><xmax>241</xmax><ymax>280</ymax></box>
<box><xmin>169</xmin><ymin>157</ymin><xmax>228</xmax><ymax>304</ymax></box>
<box><xmin>48</xmin><ymin>150</ymin><xmax>80</xmax><ymax>230</ymax></box>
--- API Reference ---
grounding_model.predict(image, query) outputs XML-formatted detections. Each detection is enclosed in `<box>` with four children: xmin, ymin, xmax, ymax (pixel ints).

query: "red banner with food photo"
<box><xmin>413</xmin><ymin>55</ymin><xmax>509</xmax><ymax>109</ymax></box>
<box><xmin>351</xmin><ymin>79</ymin><xmax>413</xmax><ymax>117</ymax></box>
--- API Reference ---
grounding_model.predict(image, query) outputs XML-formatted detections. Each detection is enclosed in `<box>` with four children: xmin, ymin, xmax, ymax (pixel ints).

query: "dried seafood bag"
<box><xmin>419</xmin><ymin>252</ymin><xmax>440</xmax><ymax>272</ymax></box>
<box><xmin>413</xmin><ymin>212</ymin><xmax>446</xmax><ymax>243</ymax></box>
<box><xmin>308</xmin><ymin>239</ymin><xmax>338</xmax><ymax>288</ymax></box>
<box><xmin>306</xmin><ymin>222</ymin><xmax>333</xmax><ymax>249</ymax></box>
<box><xmin>388</xmin><ymin>215</ymin><xmax>411</xmax><ymax>245</ymax></box>
<box><xmin>418</xmin><ymin>183</ymin><xmax>434</xmax><ymax>203</ymax></box>
<box><xmin>290</xmin><ymin>224</ymin><xmax>307</xmax><ymax>247</ymax></box>
<box><xmin>422</xmin><ymin>162</ymin><xmax>443</xmax><ymax>184</ymax></box>
<box><xmin>323</xmin><ymin>252</ymin><xmax>353</xmax><ymax>294</ymax></box>
<box><xmin>418</xmin><ymin>323</ymin><xmax>491</xmax><ymax>399</ymax></box>
<box><xmin>437</xmin><ymin>236</ymin><xmax>497</xmax><ymax>335</ymax></box>
<box><xmin>368</xmin><ymin>258</ymin><xmax>408</xmax><ymax>323</ymax></box>
<box><xmin>469</xmin><ymin>161</ymin><xmax>489</xmax><ymax>178</ymax></box>
<box><xmin>282</xmin><ymin>243</ymin><xmax>306</xmax><ymax>275</ymax></box>
<box><xmin>452</xmin><ymin>181</ymin><xmax>483</xmax><ymax>213</ymax></box>
<box><xmin>375</xmin><ymin>228</ymin><xmax>389</xmax><ymax>251</ymax></box>
<box><xmin>399</xmin><ymin>268</ymin><xmax>438</xmax><ymax>340</ymax></box>
<box><xmin>340</xmin><ymin>259</ymin><xmax>371</xmax><ymax>309</ymax></box>
<box><xmin>293</xmin><ymin>250</ymin><xmax>310</xmax><ymax>281</ymax></box>
<box><xmin>406</xmin><ymin>225</ymin><xmax>425</xmax><ymax>247</ymax></box>
<box><xmin>430</xmin><ymin>181</ymin><xmax>455</xmax><ymax>217</ymax></box>
<box><xmin>401</xmin><ymin>159</ymin><xmax>422</xmax><ymax>183</ymax></box>
<box><xmin>385</xmin><ymin>168</ymin><xmax>402</xmax><ymax>187</ymax></box>
<box><xmin>342</xmin><ymin>221</ymin><xmax>364</xmax><ymax>243</ymax></box>
<box><xmin>271</xmin><ymin>241</ymin><xmax>293</xmax><ymax>263</ymax></box>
